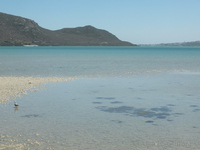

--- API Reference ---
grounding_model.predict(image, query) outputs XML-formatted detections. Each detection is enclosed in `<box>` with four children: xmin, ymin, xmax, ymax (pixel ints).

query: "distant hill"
<box><xmin>156</xmin><ymin>41</ymin><xmax>200</xmax><ymax>46</ymax></box>
<box><xmin>0</xmin><ymin>12</ymin><xmax>136</xmax><ymax>46</ymax></box>
<box><xmin>140</xmin><ymin>41</ymin><xmax>200</xmax><ymax>47</ymax></box>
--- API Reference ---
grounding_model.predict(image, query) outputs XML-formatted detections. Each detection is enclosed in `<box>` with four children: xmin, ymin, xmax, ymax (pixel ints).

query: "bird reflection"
<box><xmin>14</xmin><ymin>106</ymin><xmax>19</xmax><ymax>113</ymax></box>
<box><xmin>14</xmin><ymin>101</ymin><xmax>19</xmax><ymax>114</ymax></box>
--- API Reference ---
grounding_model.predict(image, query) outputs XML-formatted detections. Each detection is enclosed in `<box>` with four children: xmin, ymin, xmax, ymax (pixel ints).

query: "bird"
<box><xmin>14</xmin><ymin>101</ymin><xmax>19</xmax><ymax>107</ymax></box>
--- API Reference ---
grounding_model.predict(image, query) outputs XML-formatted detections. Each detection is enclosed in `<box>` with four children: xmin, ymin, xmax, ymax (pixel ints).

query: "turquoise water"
<box><xmin>1</xmin><ymin>46</ymin><xmax>200</xmax><ymax>77</ymax></box>
<box><xmin>0</xmin><ymin>46</ymin><xmax>200</xmax><ymax>149</ymax></box>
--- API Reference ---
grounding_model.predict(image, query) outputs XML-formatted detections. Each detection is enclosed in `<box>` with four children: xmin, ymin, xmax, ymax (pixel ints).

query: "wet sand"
<box><xmin>0</xmin><ymin>76</ymin><xmax>73</xmax><ymax>105</ymax></box>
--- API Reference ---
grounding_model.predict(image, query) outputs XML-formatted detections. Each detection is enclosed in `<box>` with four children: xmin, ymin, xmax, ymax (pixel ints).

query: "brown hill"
<box><xmin>0</xmin><ymin>12</ymin><xmax>136</xmax><ymax>46</ymax></box>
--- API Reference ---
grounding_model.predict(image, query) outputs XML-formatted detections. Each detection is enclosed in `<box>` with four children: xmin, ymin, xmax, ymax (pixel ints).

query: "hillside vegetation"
<box><xmin>0</xmin><ymin>12</ymin><xmax>135</xmax><ymax>46</ymax></box>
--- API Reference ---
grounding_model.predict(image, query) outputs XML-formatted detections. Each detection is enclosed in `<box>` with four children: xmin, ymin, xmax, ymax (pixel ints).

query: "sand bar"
<box><xmin>0</xmin><ymin>76</ymin><xmax>73</xmax><ymax>105</ymax></box>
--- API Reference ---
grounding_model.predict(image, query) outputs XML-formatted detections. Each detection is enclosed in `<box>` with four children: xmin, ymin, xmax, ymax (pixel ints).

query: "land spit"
<box><xmin>0</xmin><ymin>76</ymin><xmax>73</xmax><ymax>105</ymax></box>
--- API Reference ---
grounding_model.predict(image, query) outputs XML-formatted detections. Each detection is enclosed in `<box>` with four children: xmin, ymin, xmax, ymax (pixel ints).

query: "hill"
<box><xmin>0</xmin><ymin>12</ymin><xmax>135</xmax><ymax>46</ymax></box>
<box><xmin>156</xmin><ymin>41</ymin><xmax>200</xmax><ymax>46</ymax></box>
<box><xmin>140</xmin><ymin>41</ymin><xmax>200</xmax><ymax>47</ymax></box>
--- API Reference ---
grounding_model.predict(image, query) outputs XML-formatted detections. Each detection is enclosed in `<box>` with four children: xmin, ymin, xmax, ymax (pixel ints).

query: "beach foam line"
<box><xmin>0</xmin><ymin>76</ymin><xmax>74</xmax><ymax>105</ymax></box>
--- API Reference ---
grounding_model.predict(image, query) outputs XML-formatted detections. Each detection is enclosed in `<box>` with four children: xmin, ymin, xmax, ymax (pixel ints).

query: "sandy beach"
<box><xmin>0</xmin><ymin>76</ymin><xmax>73</xmax><ymax>105</ymax></box>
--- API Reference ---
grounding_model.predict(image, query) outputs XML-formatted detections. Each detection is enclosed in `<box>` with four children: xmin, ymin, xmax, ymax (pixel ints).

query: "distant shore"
<box><xmin>0</xmin><ymin>76</ymin><xmax>73</xmax><ymax>105</ymax></box>
<box><xmin>23</xmin><ymin>45</ymin><xmax>38</xmax><ymax>47</ymax></box>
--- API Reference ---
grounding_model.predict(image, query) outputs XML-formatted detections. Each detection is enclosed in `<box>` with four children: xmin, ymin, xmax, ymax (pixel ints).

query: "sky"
<box><xmin>1</xmin><ymin>0</ymin><xmax>200</xmax><ymax>44</ymax></box>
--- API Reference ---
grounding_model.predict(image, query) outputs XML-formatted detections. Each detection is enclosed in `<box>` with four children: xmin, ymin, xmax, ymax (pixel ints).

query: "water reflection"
<box><xmin>14</xmin><ymin>106</ymin><xmax>19</xmax><ymax>114</ymax></box>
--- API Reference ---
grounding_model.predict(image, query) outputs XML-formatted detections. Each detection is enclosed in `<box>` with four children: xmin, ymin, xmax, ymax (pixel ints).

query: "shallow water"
<box><xmin>1</xmin><ymin>73</ymin><xmax>200</xmax><ymax>149</ymax></box>
<box><xmin>0</xmin><ymin>46</ymin><xmax>200</xmax><ymax>149</ymax></box>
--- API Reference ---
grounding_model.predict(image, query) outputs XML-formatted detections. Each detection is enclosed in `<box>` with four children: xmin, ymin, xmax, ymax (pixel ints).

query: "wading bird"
<box><xmin>14</xmin><ymin>101</ymin><xmax>19</xmax><ymax>107</ymax></box>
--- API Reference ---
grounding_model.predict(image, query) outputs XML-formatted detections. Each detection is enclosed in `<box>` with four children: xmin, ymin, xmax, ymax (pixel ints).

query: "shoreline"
<box><xmin>0</xmin><ymin>76</ymin><xmax>73</xmax><ymax>105</ymax></box>
<box><xmin>0</xmin><ymin>75</ymin><xmax>200</xmax><ymax>150</ymax></box>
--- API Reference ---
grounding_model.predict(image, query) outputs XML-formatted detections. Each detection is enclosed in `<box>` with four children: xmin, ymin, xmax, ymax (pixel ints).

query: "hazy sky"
<box><xmin>1</xmin><ymin>0</ymin><xmax>200</xmax><ymax>44</ymax></box>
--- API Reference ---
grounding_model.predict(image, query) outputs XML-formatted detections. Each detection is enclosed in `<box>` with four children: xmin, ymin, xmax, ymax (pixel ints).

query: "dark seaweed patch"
<box><xmin>108</xmin><ymin>106</ymin><xmax>133</xmax><ymax>113</ymax></box>
<box><xmin>111</xmin><ymin>120</ymin><xmax>123</xmax><ymax>124</ymax></box>
<box><xmin>167</xmin><ymin>119</ymin><xmax>173</xmax><ymax>122</ymax></box>
<box><xmin>110</xmin><ymin>101</ymin><xmax>123</xmax><ymax>104</ymax></box>
<box><xmin>173</xmin><ymin>113</ymin><xmax>184</xmax><ymax>117</ymax></box>
<box><xmin>21</xmin><ymin>114</ymin><xmax>41</xmax><ymax>118</ymax></box>
<box><xmin>190</xmin><ymin>105</ymin><xmax>198</xmax><ymax>108</ymax></box>
<box><xmin>96</xmin><ymin>97</ymin><xmax>115</xmax><ymax>100</ymax></box>
<box><xmin>93</xmin><ymin>102</ymin><xmax>102</xmax><ymax>104</ymax></box>
<box><xmin>145</xmin><ymin>120</ymin><xmax>154</xmax><ymax>123</ymax></box>
<box><xmin>193</xmin><ymin>109</ymin><xmax>200</xmax><ymax>112</ymax></box>
<box><xmin>167</xmin><ymin>104</ymin><xmax>176</xmax><ymax>107</ymax></box>
<box><xmin>96</xmin><ymin>106</ymin><xmax>134</xmax><ymax>113</ymax></box>
<box><xmin>96</xmin><ymin>105</ymin><xmax>183</xmax><ymax>122</ymax></box>
<box><xmin>150</xmin><ymin>106</ymin><xmax>171</xmax><ymax>113</ymax></box>
<box><xmin>97</xmin><ymin>106</ymin><xmax>171</xmax><ymax>119</ymax></box>
<box><xmin>134</xmin><ymin>109</ymin><xmax>156</xmax><ymax>118</ymax></box>
<box><xmin>156</xmin><ymin>114</ymin><xmax>168</xmax><ymax>119</ymax></box>
<box><xmin>96</xmin><ymin>97</ymin><xmax>104</xmax><ymax>99</ymax></box>
<box><xmin>136</xmin><ymin>97</ymin><xmax>143</xmax><ymax>100</ymax></box>
<box><xmin>104</xmin><ymin>97</ymin><xmax>115</xmax><ymax>100</ymax></box>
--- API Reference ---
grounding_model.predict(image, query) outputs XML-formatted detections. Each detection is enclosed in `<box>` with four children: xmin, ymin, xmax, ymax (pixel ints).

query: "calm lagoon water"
<box><xmin>1</xmin><ymin>46</ymin><xmax>200</xmax><ymax>77</ymax></box>
<box><xmin>0</xmin><ymin>46</ymin><xmax>200</xmax><ymax>149</ymax></box>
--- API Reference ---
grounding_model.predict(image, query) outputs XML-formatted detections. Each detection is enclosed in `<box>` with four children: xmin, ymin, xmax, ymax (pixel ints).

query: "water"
<box><xmin>0</xmin><ymin>46</ymin><xmax>200</xmax><ymax>149</ymax></box>
<box><xmin>1</xmin><ymin>46</ymin><xmax>200</xmax><ymax>77</ymax></box>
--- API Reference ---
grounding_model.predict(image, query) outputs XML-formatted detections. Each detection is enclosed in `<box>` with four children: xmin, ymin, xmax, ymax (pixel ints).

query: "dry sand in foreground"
<box><xmin>0</xmin><ymin>76</ymin><xmax>73</xmax><ymax>105</ymax></box>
